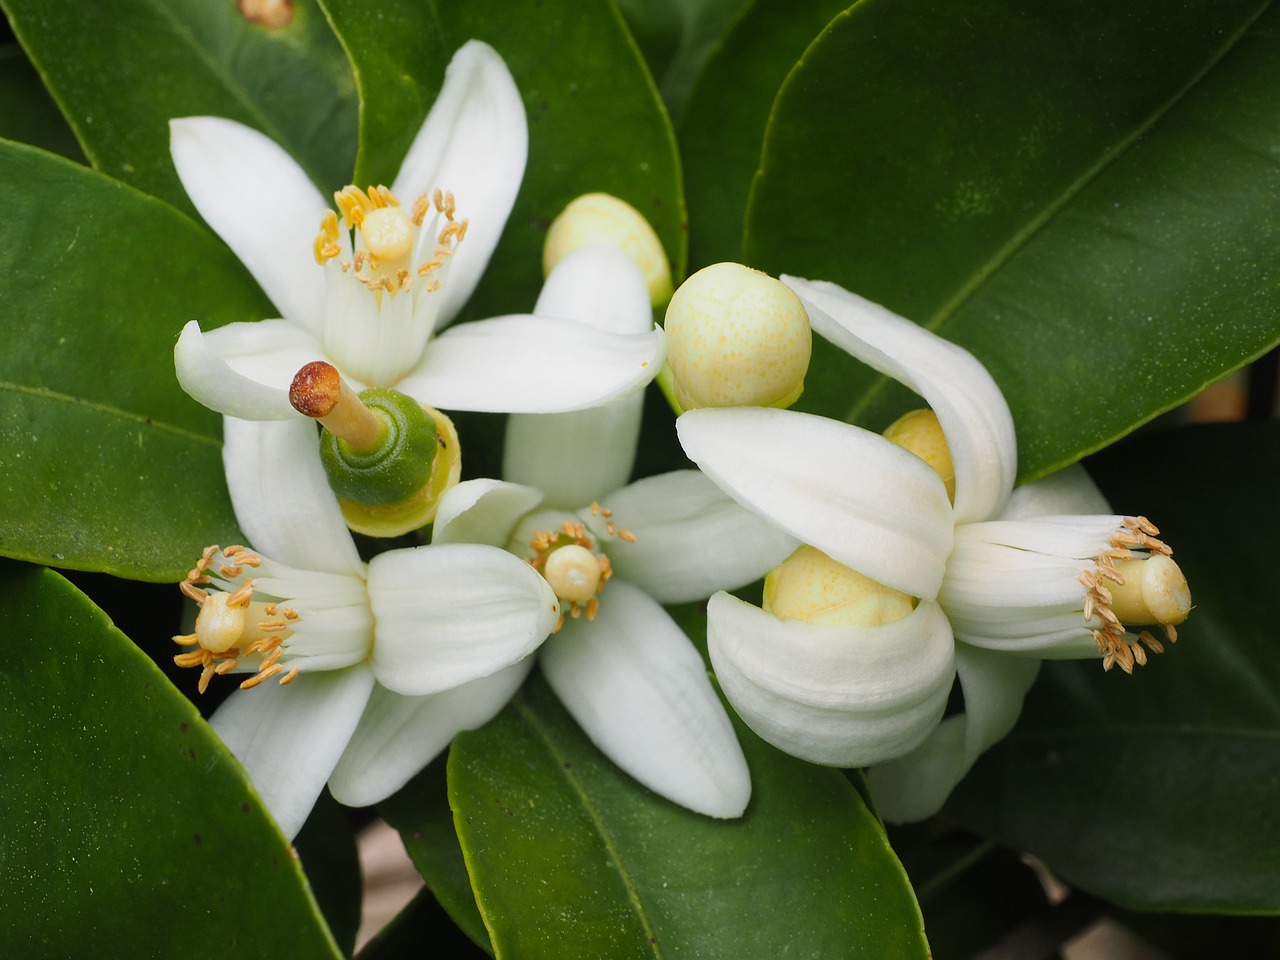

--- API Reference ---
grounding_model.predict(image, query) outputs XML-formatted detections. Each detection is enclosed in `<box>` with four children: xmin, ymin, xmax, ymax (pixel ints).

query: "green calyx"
<box><xmin>319</xmin><ymin>388</ymin><xmax>437</xmax><ymax>507</ymax></box>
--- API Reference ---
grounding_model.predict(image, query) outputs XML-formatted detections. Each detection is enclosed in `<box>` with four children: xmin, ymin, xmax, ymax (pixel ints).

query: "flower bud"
<box><xmin>883</xmin><ymin>409</ymin><xmax>956</xmax><ymax>503</ymax></box>
<box><xmin>763</xmin><ymin>545</ymin><xmax>914</xmax><ymax>627</ymax></box>
<box><xmin>663</xmin><ymin>263</ymin><xmax>811</xmax><ymax>411</ymax></box>
<box><xmin>543</xmin><ymin>193</ymin><xmax>673</xmax><ymax>307</ymax></box>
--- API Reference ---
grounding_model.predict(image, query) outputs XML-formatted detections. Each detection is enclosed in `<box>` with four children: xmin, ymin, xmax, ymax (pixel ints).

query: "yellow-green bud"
<box><xmin>883</xmin><ymin>409</ymin><xmax>955</xmax><ymax>503</ymax></box>
<box><xmin>663</xmin><ymin>262</ymin><xmax>811</xmax><ymax>411</ymax></box>
<box><xmin>543</xmin><ymin>193</ymin><xmax>673</xmax><ymax>307</ymax></box>
<box><xmin>763</xmin><ymin>545</ymin><xmax>914</xmax><ymax>627</ymax></box>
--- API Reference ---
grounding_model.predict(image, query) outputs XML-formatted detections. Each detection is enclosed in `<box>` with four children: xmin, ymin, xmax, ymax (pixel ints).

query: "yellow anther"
<box><xmin>314</xmin><ymin>210</ymin><xmax>342</xmax><ymax>264</ymax></box>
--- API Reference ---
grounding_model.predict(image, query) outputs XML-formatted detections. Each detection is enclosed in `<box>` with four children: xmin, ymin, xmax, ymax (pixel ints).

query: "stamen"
<box><xmin>313</xmin><ymin>210</ymin><xmax>342</xmax><ymax>264</ymax></box>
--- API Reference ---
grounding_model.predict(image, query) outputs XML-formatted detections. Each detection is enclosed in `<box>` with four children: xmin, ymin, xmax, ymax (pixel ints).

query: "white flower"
<box><xmin>171</xmin><ymin>40</ymin><xmax>664</xmax><ymax>422</ymax></box>
<box><xmin>677</xmin><ymin>277</ymin><xmax>1189</xmax><ymax>821</ymax></box>
<box><xmin>430</xmin><ymin>248</ymin><xmax>796</xmax><ymax>817</ymax></box>
<box><xmin>178</xmin><ymin>417</ymin><xmax>559</xmax><ymax>840</ymax></box>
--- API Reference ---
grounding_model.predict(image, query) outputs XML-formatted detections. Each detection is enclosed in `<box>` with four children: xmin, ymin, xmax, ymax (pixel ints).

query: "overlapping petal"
<box><xmin>433</xmin><ymin>478</ymin><xmax>545</xmax><ymax>548</ymax></box>
<box><xmin>174</xmin><ymin>319</ymin><xmax>323</xmax><ymax>420</ymax></box>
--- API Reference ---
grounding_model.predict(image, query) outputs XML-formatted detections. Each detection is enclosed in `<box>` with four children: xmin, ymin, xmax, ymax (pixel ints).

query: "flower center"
<box><xmin>1078</xmin><ymin>516</ymin><xmax>1190</xmax><ymax>673</ymax></box>
<box><xmin>521</xmin><ymin>504</ymin><xmax>634</xmax><ymax>631</ymax></box>
<box><xmin>173</xmin><ymin>545</ymin><xmax>301</xmax><ymax>694</ymax></box>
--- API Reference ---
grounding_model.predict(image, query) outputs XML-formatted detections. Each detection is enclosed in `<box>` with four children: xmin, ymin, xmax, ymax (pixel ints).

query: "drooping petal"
<box><xmin>397</xmin><ymin>315</ymin><xmax>665</xmax><ymax>414</ymax></box>
<box><xmin>586</xmin><ymin>470</ymin><xmax>798</xmax><ymax>604</ymax></box>
<box><xmin>328</xmin><ymin>659</ymin><xmax>533</xmax><ymax>808</ymax></box>
<box><xmin>867</xmin><ymin>643</ymin><xmax>1040</xmax><ymax>822</ymax></box>
<box><xmin>783</xmin><ymin>276</ymin><xmax>1017</xmax><ymax>525</ymax></box>
<box><xmin>222</xmin><ymin>417</ymin><xmax>365</xmax><ymax>576</ymax></box>
<box><xmin>678</xmin><ymin>407</ymin><xmax>953</xmax><ymax>600</ymax></box>
<box><xmin>503</xmin><ymin>245</ymin><xmax>654</xmax><ymax>503</ymax></box>
<box><xmin>707</xmin><ymin>592</ymin><xmax>955</xmax><ymax>767</ymax></box>
<box><xmin>999</xmin><ymin>464</ymin><xmax>1112</xmax><ymax>520</ymax></box>
<box><xmin>210</xmin><ymin>665</ymin><xmax>376</xmax><ymax>840</ymax></box>
<box><xmin>174</xmin><ymin>319</ymin><xmax>324</xmax><ymax>420</ymax></box>
<box><xmin>541</xmin><ymin>580</ymin><xmax>752</xmax><ymax>818</ymax></box>
<box><xmin>366</xmin><ymin>543</ymin><xmax>558</xmax><ymax>696</ymax></box>
<box><xmin>391</xmin><ymin>40</ymin><xmax>527</xmax><ymax>327</ymax></box>
<box><xmin>170</xmin><ymin>117</ymin><xmax>328</xmax><ymax>335</ymax></box>
<box><xmin>432</xmin><ymin>478</ymin><xmax>545</xmax><ymax>547</ymax></box>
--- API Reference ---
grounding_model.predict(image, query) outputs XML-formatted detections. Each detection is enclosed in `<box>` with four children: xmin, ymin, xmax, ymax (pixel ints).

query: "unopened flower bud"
<box><xmin>663</xmin><ymin>262</ymin><xmax>811</xmax><ymax>412</ymax></box>
<box><xmin>543</xmin><ymin>193</ymin><xmax>673</xmax><ymax>307</ymax></box>
<box><xmin>883</xmin><ymin>409</ymin><xmax>956</xmax><ymax>503</ymax></box>
<box><xmin>763</xmin><ymin>545</ymin><xmax>914</xmax><ymax>627</ymax></box>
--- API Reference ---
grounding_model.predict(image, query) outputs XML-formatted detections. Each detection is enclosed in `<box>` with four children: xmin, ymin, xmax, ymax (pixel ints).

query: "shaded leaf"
<box><xmin>449</xmin><ymin>673</ymin><xmax>929</xmax><ymax>960</ymax></box>
<box><xmin>0</xmin><ymin>563</ymin><xmax>342</xmax><ymax>958</ymax></box>
<box><xmin>746</xmin><ymin>0</ymin><xmax>1280</xmax><ymax>479</ymax></box>
<box><xmin>295</xmin><ymin>792</ymin><xmax>363</xmax><ymax>957</ymax></box>
<box><xmin>0</xmin><ymin>44</ymin><xmax>84</xmax><ymax>161</ymax></box>
<box><xmin>356</xmin><ymin>886</ymin><xmax>492</xmax><ymax>960</ymax></box>
<box><xmin>947</xmin><ymin>422</ymin><xmax>1280</xmax><ymax>912</ymax></box>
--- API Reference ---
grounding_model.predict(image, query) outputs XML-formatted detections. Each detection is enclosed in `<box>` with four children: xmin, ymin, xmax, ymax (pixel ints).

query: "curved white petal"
<box><xmin>678</xmin><ymin>407</ymin><xmax>953</xmax><ymax>600</ymax></box>
<box><xmin>175</xmin><ymin>319</ymin><xmax>324</xmax><ymax>420</ymax></box>
<box><xmin>784</xmin><ymin>276</ymin><xmax>1017</xmax><ymax>524</ymax></box>
<box><xmin>210</xmin><ymin>665</ymin><xmax>376</xmax><ymax>840</ymax></box>
<box><xmin>391</xmin><ymin>41</ymin><xmax>527</xmax><ymax>327</ymax></box>
<box><xmin>367</xmin><ymin>543</ymin><xmax>558</xmax><ymax>695</ymax></box>
<box><xmin>868</xmin><ymin>643</ymin><xmax>1039</xmax><ymax>822</ymax></box>
<box><xmin>588</xmin><ymin>471</ymin><xmax>798</xmax><ymax>604</ymax></box>
<box><xmin>170</xmin><ymin>117</ymin><xmax>328</xmax><ymax>335</ymax></box>
<box><xmin>397</xmin><ymin>316</ymin><xmax>665</xmax><ymax>413</ymax></box>
<box><xmin>707</xmin><ymin>592</ymin><xmax>955</xmax><ymax>767</ymax></box>
<box><xmin>328</xmin><ymin>659</ymin><xmax>533</xmax><ymax>807</ymax></box>
<box><xmin>541</xmin><ymin>580</ymin><xmax>751</xmax><ymax>818</ymax></box>
<box><xmin>432</xmin><ymin>478</ymin><xmax>544</xmax><ymax>547</ymax></box>
<box><xmin>222</xmin><ymin>417</ymin><xmax>365</xmax><ymax>576</ymax></box>
<box><xmin>534</xmin><ymin>244</ymin><xmax>654</xmax><ymax>335</ymax></box>
<box><xmin>999</xmin><ymin>464</ymin><xmax>1112</xmax><ymax>520</ymax></box>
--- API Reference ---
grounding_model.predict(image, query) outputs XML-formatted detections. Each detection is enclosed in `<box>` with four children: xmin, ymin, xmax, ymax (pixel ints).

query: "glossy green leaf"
<box><xmin>0</xmin><ymin>44</ymin><xmax>84</xmax><ymax>161</ymax></box>
<box><xmin>746</xmin><ymin>0</ymin><xmax>1280</xmax><ymax>480</ymax></box>
<box><xmin>294</xmin><ymin>792</ymin><xmax>363</xmax><ymax>957</ymax></box>
<box><xmin>947</xmin><ymin>421</ymin><xmax>1280</xmax><ymax>913</ymax></box>
<box><xmin>0</xmin><ymin>563</ymin><xmax>343</xmax><ymax>958</ymax></box>
<box><xmin>1</xmin><ymin>0</ymin><xmax>357</xmax><ymax>213</ymax></box>
<box><xmin>678</xmin><ymin>0</ymin><xmax>848</xmax><ymax>269</ymax></box>
<box><xmin>320</xmin><ymin>0</ymin><xmax>686</xmax><ymax>319</ymax></box>
<box><xmin>448</xmin><ymin>673</ymin><xmax>929</xmax><ymax>960</ymax></box>
<box><xmin>0</xmin><ymin>142</ymin><xmax>266</xmax><ymax>579</ymax></box>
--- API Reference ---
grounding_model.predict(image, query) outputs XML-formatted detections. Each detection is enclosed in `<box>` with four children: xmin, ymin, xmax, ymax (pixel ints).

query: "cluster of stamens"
<box><xmin>527</xmin><ymin>504</ymin><xmax>635</xmax><ymax>631</ymax></box>
<box><xmin>173</xmin><ymin>545</ymin><xmax>301</xmax><ymax>694</ymax></box>
<box><xmin>1078</xmin><ymin>516</ymin><xmax>1177</xmax><ymax>674</ymax></box>
<box><xmin>313</xmin><ymin>185</ymin><xmax>468</xmax><ymax>298</ymax></box>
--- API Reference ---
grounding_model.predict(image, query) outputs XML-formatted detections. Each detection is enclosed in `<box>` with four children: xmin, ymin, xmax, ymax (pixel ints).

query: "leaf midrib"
<box><xmin>1</xmin><ymin>380</ymin><xmax>221</xmax><ymax>448</ymax></box>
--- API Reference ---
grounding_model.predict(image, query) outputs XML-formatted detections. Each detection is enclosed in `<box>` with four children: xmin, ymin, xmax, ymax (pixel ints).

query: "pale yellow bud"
<box><xmin>884</xmin><ymin>409</ymin><xmax>955</xmax><ymax>503</ymax></box>
<box><xmin>543</xmin><ymin>193</ymin><xmax>673</xmax><ymax>307</ymax></box>
<box><xmin>763</xmin><ymin>546</ymin><xmax>914</xmax><ymax>627</ymax></box>
<box><xmin>664</xmin><ymin>262</ymin><xmax>811</xmax><ymax>411</ymax></box>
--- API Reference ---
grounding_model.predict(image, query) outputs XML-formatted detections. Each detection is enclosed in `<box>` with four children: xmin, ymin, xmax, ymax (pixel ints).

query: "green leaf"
<box><xmin>0</xmin><ymin>142</ymin><xmax>267</xmax><ymax>579</ymax></box>
<box><xmin>0</xmin><ymin>44</ymin><xmax>84</xmax><ymax>161</ymax></box>
<box><xmin>320</xmin><ymin>0</ymin><xmax>686</xmax><ymax>319</ymax></box>
<box><xmin>1</xmin><ymin>0</ymin><xmax>357</xmax><ymax>213</ymax></box>
<box><xmin>448</xmin><ymin>674</ymin><xmax>929</xmax><ymax>960</ymax></box>
<box><xmin>294</xmin><ymin>792</ymin><xmax>363</xmax><ymax>957</ymax></box>
<box><xmin>0</xmin><ymin>563</ymin><xmax>343</xmax><ymax>958</ymax></box>
<box><xmin>678</xmin><ymin>0</ymin><xmax>848</xmax><ymax>269</ymax></box>
<box><xmin>745</xmin><ymin>0</ymin><xmax>1280</xmax><ymax>480</ymax></box>
<box><xmin>946</xmin><ymin>421</ymin><xmax>1280</xmax><ymax>913</ymax></box>
<box><xmin>356</xmin><ymin>887</ymin><xmax>493</xmax><ymax>960</ymax></box>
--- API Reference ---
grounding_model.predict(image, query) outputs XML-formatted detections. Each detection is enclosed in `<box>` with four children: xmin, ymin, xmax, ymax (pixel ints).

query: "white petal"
<box><xmin>170</xmin><ymin>117</ymin><xmax>328</xmax><ymax>335</ymax></box>
<box><xmin>677</xmin><ymin>407</ymin><xmax>953</xmax><ymax>600</ymax></box>
<box><xmin>867</xmin><ymin>643</ymin><xmax>1039</xmax><ymax>822</ymax></box>
<box><xmin>391</xmin><ymin>41</ymin><xmax>527</xmax><ymax>327</ymax></box>
<box><xmin>328</xmin><ymin>659</ymin><xmax>533</xmax><ymax>807</ymax></box>
<box><xmin>541</xmin><ymin>580</ymin><xmax>751</xmax><ymax>818</ymax></box>
<box><xmin>999</xmin><ymin>464</ymin><xmax>1112</xmax><ymax>520</ymax></box>
<box><xmin>784</xmin><ymin>276</ymin><xmax>1017</xmax><ymax>524</ymax></box>
<box><xmin>222</xmin><ymin>417</ymin><xmax>365</xmax><ymax>576</ymax></box>
<box><xmin>210</xmin><ymin>665</ymin><xmax>376</xmax><ymax>839</ymax></box>
<box><xmin>533</xmin><ymin>244</ymin><xmax>654</xmax><ymax>335</ymax></box>
<box><xmin>174</xmin><ymin>319</ymin><xmax>324</xmax><ymax>420</ymax></box>
<box><xmin>367</xmin><ymin>543</ymin><xmax>558</xmax><ymax>695</ymax></box>
<box><xmin>432</xmin><ymin>478</ymin><xmax>544</xmax><ymax>547</ymax></box>
<box><xmin>587</xmin><ymin>470</ymin><xmax>798</xmax><ymax>604</ymax></box>
<box><xmin>397</xmin><ymin>316</ymin><xmax>665</xmax><ymax>413</ymax></box>
<box><xmin>707</xmin><ymin>592</ymin><xmax>955</xmax><ymax>767</ymax></box>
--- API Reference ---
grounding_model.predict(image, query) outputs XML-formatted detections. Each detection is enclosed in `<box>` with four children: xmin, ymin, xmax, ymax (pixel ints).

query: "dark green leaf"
<box><xmin>295</xmin><ymin>792</ymin><xmax>363</xmax><ymax>957</ymax></box>
<box><xmin>746</xmin><ymin>0</ymin><xmax>1280</xmax><ymax>480</ymax></box>
<box><xmin>0</xmin><ymin>142</ymin><xmax>266</xmax><ymax>579</ymax></box>
<box><xmin>449</xmin><ymin>673</ymin><xmax>929</xmax><ymax>960</ymax></box>
<box><xmin>1</xmin><ymin>0</ymin><xmax>357</xmax><ymax>212</ymax></box>
<box><xmin>0</xmin><ymin>44</ymin><xmax>84</xmax><ymax>161</ymax></box>
<box><xmin>321</xmin><ymin>0</ymin><xmax>686</xmax><ymax>320</ymax></box>
<box><xmin>0</xmin><ymin>563</ymin><xmax>343</xmax><ymax>958</ymax></box>
<box><xmin>947</xmin><ymin>421</ymin><xmax>1280</xmax><ymax>912</ymax></box>
<box><xmin>356</xmin><ymin>886</ymin><xmax>492</xmax><ymax>960</ymax></box>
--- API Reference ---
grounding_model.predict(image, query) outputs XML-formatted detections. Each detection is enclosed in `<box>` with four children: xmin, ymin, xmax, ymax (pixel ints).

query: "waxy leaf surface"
<box><xmin>746</xmin><ymin>0</ymin><xmax>1280</xmax><ymax>479</ymax></box>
